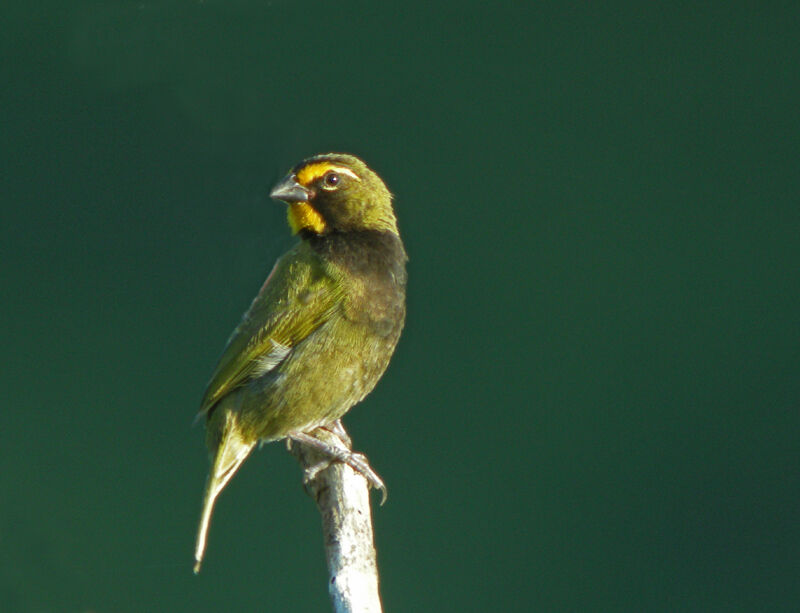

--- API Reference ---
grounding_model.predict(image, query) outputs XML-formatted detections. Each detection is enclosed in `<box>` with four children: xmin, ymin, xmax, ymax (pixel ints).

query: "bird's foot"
<box><xmin>300</xmin><ymin>457</ymin><xmax>333</xmax><ymax>483</ymax></box>
<box><xmin>287</xmin><ymin>423</ymin><xmax>387</xmax><ymax>504</ymax></box>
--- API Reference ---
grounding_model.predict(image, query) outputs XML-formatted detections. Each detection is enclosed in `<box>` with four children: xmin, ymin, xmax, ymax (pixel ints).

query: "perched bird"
<box><xmin>193</xmin><ymin>153</ymin><xmax>407</xmax><ymax>573</ymax></box>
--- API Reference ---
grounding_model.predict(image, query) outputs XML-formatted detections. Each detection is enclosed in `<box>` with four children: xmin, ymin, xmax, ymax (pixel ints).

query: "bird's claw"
<box><xmin>343</xmin><ymin>451</ymin><xmax>387</xmax><ymax>504</ymax></box>
<box><xmin>288</xmin><ymin>425</ymin><xmax>387</xmax><ymax>504</ymax></box>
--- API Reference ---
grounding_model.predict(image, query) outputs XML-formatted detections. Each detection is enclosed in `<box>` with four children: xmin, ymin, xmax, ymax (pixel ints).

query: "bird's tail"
<box><xmin>193</xmin><ymin>414</ymin><xmax>255</xmax><ymax>573</ymax></box>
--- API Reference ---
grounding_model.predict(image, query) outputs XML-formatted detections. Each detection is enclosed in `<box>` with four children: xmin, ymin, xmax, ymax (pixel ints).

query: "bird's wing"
<box><xmin>198</xmin><ymin>242</ymin><xmax>342</xmax><ymax>417</ymax></box>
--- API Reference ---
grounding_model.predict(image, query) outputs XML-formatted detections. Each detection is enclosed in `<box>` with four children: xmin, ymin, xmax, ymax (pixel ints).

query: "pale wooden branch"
<box><xmin>289</xmin><ymin>425</ymin><xmax>383</xmax><ymax>613</ymax></box>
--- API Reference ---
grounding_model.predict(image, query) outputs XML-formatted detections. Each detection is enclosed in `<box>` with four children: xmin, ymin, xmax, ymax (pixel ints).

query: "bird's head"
<box><xmin>270</xmin><ymin>153</ymin><xmax>398</xmax><ymax>237</ymax></box>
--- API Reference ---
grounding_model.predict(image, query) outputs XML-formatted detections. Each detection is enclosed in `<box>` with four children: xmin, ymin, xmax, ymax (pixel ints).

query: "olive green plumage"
<box><xmin>193</xmin><ymin>153</ymin><xmax>407</xmax><ymax>572</ymax></box>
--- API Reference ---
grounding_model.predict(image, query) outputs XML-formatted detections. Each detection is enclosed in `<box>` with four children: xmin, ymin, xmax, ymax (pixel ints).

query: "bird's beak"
<box><xmin>270</xmin><ymin>175</ymin><xmax>313</xmax><ymax>203</ymax></box>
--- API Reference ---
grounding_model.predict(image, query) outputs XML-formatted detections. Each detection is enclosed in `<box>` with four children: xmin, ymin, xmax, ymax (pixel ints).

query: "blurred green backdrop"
<box><xmin>2</xmin><ymin>2</ymin><xmax>798</xmax><ymax>612</ymax></box>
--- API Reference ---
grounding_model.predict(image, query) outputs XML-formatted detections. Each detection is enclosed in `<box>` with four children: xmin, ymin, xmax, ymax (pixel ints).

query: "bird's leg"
<box><xmin>288</xmin><ymin>423</ymin><xmax>387</xmax><ymax>504</ymax></box>
<box><xmin>287</xmin><ymin>420</ymin><xmax>348</xmax><ymax>481</ymax></box>
<box><xmin>322</xmin><ymin>418</ymin><xmax>351</xmax><ymax>445</ymax></box>
<box><xmin>319</xmin><ymin>422</ymin><xmax>387</xmax><ymax>504</ymax></box>
<box><xmin>286</xmin><ymin>435</ymin><xmax>335</xmax><ymax>482</ymax></box>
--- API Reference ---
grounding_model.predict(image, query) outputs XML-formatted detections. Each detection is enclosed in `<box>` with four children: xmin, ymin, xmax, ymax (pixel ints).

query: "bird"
<box><xmin>193</xmin><ymin>153</ymin><xmax>407</xmax><ymax>573</ymax></box>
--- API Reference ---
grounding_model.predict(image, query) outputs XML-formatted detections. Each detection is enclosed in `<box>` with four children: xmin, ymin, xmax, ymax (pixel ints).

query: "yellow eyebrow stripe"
<box><xmin>295</xmin><ymin>162</ymin><xmax>361</xmax><ymax>185</ymax></box>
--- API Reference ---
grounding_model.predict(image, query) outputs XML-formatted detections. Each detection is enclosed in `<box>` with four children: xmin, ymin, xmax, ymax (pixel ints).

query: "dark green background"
<box><xmin>2</xmin><ymin>2</ymin><xmax>798</xmax><ymax>611</ymax></box>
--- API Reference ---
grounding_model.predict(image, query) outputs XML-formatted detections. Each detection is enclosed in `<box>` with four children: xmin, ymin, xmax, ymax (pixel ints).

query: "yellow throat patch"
<box><xmin>287</xmin><ymin>202</ymin><xmax>326</xmax><ymax>234</ymax></box>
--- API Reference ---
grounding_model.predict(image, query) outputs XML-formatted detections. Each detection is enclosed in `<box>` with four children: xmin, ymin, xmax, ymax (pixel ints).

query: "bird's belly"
<box><xmin>237</xmin><ymin>320</ymin><xmax>398</xmax><ymax>442</ymax></box>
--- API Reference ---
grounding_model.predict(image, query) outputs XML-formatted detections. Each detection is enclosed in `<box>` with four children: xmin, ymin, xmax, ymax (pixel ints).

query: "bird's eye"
<box><xmin>323</xmin><ymin>172</ymin><xmax>340</xmax><ymax>188</ymax></box>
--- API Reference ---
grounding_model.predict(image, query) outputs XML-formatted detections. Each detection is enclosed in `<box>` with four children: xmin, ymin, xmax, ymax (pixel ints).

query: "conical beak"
<box><xmin>270</xmin><ymin>175</ymin><xmax>313</xmax><ymax>203</ymax></box>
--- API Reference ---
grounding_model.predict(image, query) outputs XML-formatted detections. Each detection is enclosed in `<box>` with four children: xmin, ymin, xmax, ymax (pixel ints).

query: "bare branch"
<box><xmin>289</xmin><ymin>425</ymin><xmax>383</xmax><ymax>613</ymax></box>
